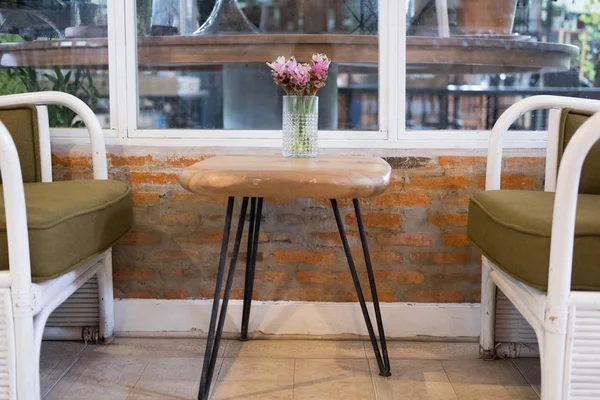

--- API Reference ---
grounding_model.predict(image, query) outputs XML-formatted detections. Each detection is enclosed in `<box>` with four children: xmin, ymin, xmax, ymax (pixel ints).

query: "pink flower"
<box><xmin>285</xmin><ymin>57</ymin><xmax>298</xmax><ymax>73</ymax></box>
<box><xmin>290</xmin><ymin>64</ymin><xmax>309</xmax><ymax>86</ymax></box>
<box><xmin>267</xmin><ymin>56</ymin><xmax>287</xmax><ymax>78</ymax></box>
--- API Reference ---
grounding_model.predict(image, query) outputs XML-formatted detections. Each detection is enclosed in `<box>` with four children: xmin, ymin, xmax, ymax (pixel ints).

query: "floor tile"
<box><xmin>379</xmin><ymin>342</ymin><xmax>479</xmax><ymax>361</ymax></box>
<box><xmin>127</xmin><ymin>357</ymin><xmax>210</xmax><ymax>400</ymax></box>
<box><xmin>45</xmin><ymin>354</ymin><xmax>148</xmax><ymax>400</ymax></box>
<box><xmin>84</xmin><ymin>338</ymin><xmax>222</xmax><ymax>358</ymax></box>
<box><xmin>225</xmin><ymin>340</ymin><xmax>367</xmax><ymax>359</ymax></box>
<box><xmin>211</xmin><ymin>380</ymin><xmax>294</xmax><ymax>400</ymax></box>
<box><xmin>293</xmin><ymin>359</ymin><xmax>375</xmax><ymax>400</ymax></box>
<box><xmin>219</xmin><ymin>358</ymin><xmax>295</xmax><ymax>383</ymax></box>
<box><xmin>443</xmin><ymin>359</ymin><xmax>539</xmax><ymax>400</ymax></box>
<box><xmin>371</xmin><ymin>359</ymin><xmax>458</xmax><ymax>400</ymax></box>
<box><xmin>512</xmin><ymin>358</ymin><xmax>541</xmax><ymax>398</ymax></box>
<box><xmin>40</xmin><ymin>341</ymin><xmax>86</xmax><ymax>397</ymax></box>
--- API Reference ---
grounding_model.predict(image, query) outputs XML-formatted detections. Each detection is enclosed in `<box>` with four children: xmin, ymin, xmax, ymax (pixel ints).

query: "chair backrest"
<box><xmin>557</xmin><ymin>108</ymin><xmax>600</xmax><ymax>194</ymax></box>
<box><xmin>0</xmin><ymin>105</ymin><xmax>41</xmax><ymax>183</ymax></box>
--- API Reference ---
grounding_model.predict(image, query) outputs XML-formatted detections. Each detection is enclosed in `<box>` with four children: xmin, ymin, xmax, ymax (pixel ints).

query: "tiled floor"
<box><xmin>40</xmin><ymin>338</ymin><xmax>542</xmax><ymax>399</ymax></box>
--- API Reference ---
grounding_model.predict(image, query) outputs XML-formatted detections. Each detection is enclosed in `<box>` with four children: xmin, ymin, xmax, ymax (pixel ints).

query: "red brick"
<box><xmin>405</xmin><ymin>290</ymin><xmax>465</xmax><ymax>303</ymax></box>
<box><xmin>377</xmin><ymin>291</ymin><xmax>397</xmax><ymax>302</ymax></box>
<box><xmin>410</xmin><ymin>252</ymin><xmax>471</xmax><ymax>265</ymax></box>
<box><xmin>296</xmin><ymin>271</ymin><xmax>352</xmax><ymax>284</ymax></box>
<box><xmin>132</xmin><ymin>192</ymin><xmax>160</xmax><ymax>204</ymax></box>
<box><xmin>166</xmin><ymin>154</ymin><xmax>213</xmax><ymax>167</ymax></box>
<box><xmin>174</xmin><ymin>193</ymin><xmax>197</xmax><ymax>202</ymax></box>
<box><xmin>370</xmin><ymin>251</ymin><xmax>403</xmax><ymax>264</ymax></box>
<box><xmin>372</xmin><ymin>270</ymin><xmax>424</xmax><ymax>284</ymax></box>
<box><xmin>120</xmin><ymin>231</ymin><xmax>161</xmax><ymax>246</ymax></box>
<box><xmin>444</xmin><ymin>194</ymin><xmax>472</xmax><ymax>208</ymax></box>
<box><xmin>268</xmin><ymin>233</ymin><xmax>302</xmax><ymax>244</ymax></box>
<box><xmin>274</xmin><ymin>250</ymin><xmax>336</xmax><ymax>265</ymax></box>
<box><xmin>438</xmin><ymin>156</ymin><xmax>486</xmax><ymax>168</ymax></box>
<box><xmin>52</xmin><ymin>154</ymin><xmax>90</xmax><ymax>168</ymax></box>
<box><xmin>109</xmin><ymin>154</ymin><xmax>153</xmax><ymax>167</ymax></box>
<box><xmin>377</xmin><ymin>233</ymin><xmax>432</xmax><ymax>247</ymax></box>
<box><xmin>148</xmin><ymin>250</ymin><xmax>198</xmax><ymax>262</ymax></box>
<box><xmin>198</xmin><ymin>289</ymin><xmax>216</xmax><ymax>298</ymax></box>
<box><xmin>345</xmin><ymin>213</ymin><xmax>402</xmax><ymax>229</ymax></box>
<box><xmin>427</xmin><ymin>214</ymin><xmax>468</xmax><ymax>227</ymax></box>
<box><xmin>233</xmin><ymin>252</ymin><xmax>265</xmax><ymax>262</ymax></box>
<box><xmin>472</xmin><ymin>293</ymin><xmax>482</xmax><ymax>302</ymax></box>
<box><xmin>175</xmin><ymin>232</ymin><xmax>223</xmax><ymax>244</ymax></box>
<box><xmin>504</xmin><ymin>157</ymin><xmax>545</xmax><ymax>171</ymax></box>
<box><xmin>160</xmin><ymin>212</ymin><xmax>199</xmax><ymax>225</ymax></box>
<box><xmin>442</xmin><ymin>233</ymin><xmax>470</xmax><ymax>247</ymax></box>
<box><xmin>310</xmin><ymin>232</ymin><xmax>357</xmax><ymax>247</ymax></box>
<box><xmin>432</xmin><ymin>272</ymin><xmax>480</xmax><ymax>284</ymax></box>
<box><xmin>114</xmin><ymin>267</ymin><xmax>153</xmax><ymax>281</ymax></box>
<box><xmin>260</xmin><ymin>270</ymin><xmax>289</xmax><ymax>283</ymax></box>
<box><xmin>158</xmin><ymin>266</ymin><xmax>184</xmax><ymax>278</ymax></box>
<box><xmin>501</xmin><ymin>176</ymin><xmax>538</xmax><ymax>190</ymax></box>
<box><xmin>130</xmin><ymin>172</ymin><xmax>179</xmax><ymax>185</ymax></box>
<box><xmin>409</xmin><ymin>176</ymin><xmax>471</xmax><ymax>190</ymax></box>
<box><xmin>163</xmin><ymin>289</ymin><xmax>189</xmax><ymax>299</ymax></box>
<box><xmin>368</xmin><ymin>193</ymin><xmax>431</xmax><ymax>207</ymax></box>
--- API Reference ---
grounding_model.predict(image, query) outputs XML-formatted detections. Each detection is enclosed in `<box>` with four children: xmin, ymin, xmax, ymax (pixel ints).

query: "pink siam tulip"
<box><xmin>267</xmin><ymin>54</ymin><xmax>330</xmax><ymax>96</ymax></box>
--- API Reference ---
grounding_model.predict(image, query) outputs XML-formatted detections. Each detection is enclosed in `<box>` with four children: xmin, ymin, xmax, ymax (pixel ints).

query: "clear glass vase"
<box><xmin>282</xmin><ymin>96</ymin><xmax>318</xmax><ymax>158</ymax></box>
<box><xmin>194</xmin><ymin>0</ymin><xmax>260</xmax><ymax>35</ymax></box>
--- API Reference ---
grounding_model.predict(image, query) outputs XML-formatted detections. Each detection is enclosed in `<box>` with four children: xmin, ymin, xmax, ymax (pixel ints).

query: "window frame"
<box><xmin>47</xmin><ymin>0</ymin><xmax>550</xmax><ymax>149</ymax></box>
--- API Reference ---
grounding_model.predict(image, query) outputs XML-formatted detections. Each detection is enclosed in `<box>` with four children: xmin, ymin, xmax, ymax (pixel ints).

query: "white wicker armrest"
<box><xmin>0</xmin><ymin>121</ymin><xmax>31</xmax><ymax>292</ymax></box>
<box><xmin>0</xmin><ymin>92</ymin><xmax>107</xmax><ymax>179</ymax></box>
<box><xmin>486</xmin><ymin>95</ymin><xmax>600</xmax><ymax>191</ymax></box>
<box><xmin>547</xmin><ymin>111</ymin><xmax>600</xmax><ymax>325</ymax></box>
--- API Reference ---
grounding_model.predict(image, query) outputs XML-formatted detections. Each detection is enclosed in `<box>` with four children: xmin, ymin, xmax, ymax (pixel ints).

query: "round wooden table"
<box><xmin>0</xmin><ymin>34</ymin><xmax>579</xmax><ymax>74</ymax></box>
<box><xmin>179</xmin><ymin>155</ymin><xmax>392</xmax><ymax>400</ymax></box>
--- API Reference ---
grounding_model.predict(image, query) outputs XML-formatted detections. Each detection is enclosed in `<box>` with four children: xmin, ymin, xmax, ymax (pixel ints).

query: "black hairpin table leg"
<box><xmin>241</xmin><ymin>197</ymin><xmax>263</xmax><ymax>340</ymax></box>
<box><xmin>331</xmin><ymin>199</ymin><xmax>391</xmax><ymax>376</ymax></box>
<box><xmin>198</xmin><ymin>197</ymin><xmax>249</xmax><ymax>400</ymax></box>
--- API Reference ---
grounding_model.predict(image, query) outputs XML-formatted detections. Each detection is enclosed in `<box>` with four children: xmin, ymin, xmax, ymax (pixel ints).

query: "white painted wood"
<box><xmin>0</xmin><ymin>120</ymin><xmax>37</xmax><ymax>399</ymax></box>
<box><xmin>50</xmin><ymin>130</ymin><xmax>551</xmax><ymax>149</ymax></box>
<box><xmin>125</xmin><ymin>0</ymin><xmax>139</xmax><ymax>136</ymax></box>
<box><xmin>544</xmin><ymin>108</ymin><xmax>562</xmax><ymax>192</ymax></box>
<box><xmin>114</xmin><ymin>300</ymin><xmax>480</xmax><ymax>339</ymax></box>
<box><xmin>0</xmin><ymin>92</ymin><xmax>108</xmax><ymax>179</ymax></box>
<box><xmin>35</xmin><ymin>106</ymin><xmax>52</xmax><ymax>183</ymax></box>
<box><xmin>481</xmin><ymin>107</ymin><xmax>600</xmax><ymax>399</ymax></box>
<box><xmin>486</xmin><ymin>95</ymin><xmax>600</xmax><ymax>190</ymax></box>
<box><xmin>0</xmin><ymin>92</ymin><xmax>116</xmax><ymax>398</ymax></box>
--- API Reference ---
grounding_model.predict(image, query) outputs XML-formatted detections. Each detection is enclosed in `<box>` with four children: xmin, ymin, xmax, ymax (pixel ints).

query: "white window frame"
<box><xmin>47</xmin><ymin>0</ymin><xmax>549</xmax><ymax>149</ymax></box>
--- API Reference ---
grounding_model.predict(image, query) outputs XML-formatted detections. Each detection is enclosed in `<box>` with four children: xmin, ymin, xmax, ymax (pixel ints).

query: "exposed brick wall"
<box><xmin>51</xmin><ymin>148</ymin><xmax>545</xmax><ymax>303</ymax></box>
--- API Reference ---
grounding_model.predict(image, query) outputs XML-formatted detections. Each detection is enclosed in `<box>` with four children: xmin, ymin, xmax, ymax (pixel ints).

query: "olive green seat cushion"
<box><xmin>468</xmin><ymin>190</ymin><xmax>600</xmax><ymax>290</ymax></box>
<box><xmin>468</xmin><ymin>108</ymin><xmax>600</xmax><ymax>291</ymax></box>
<box><xmin>0</xmin><ymin>180</ymin><xmax>132</xmax><ymax>282</ymax></box>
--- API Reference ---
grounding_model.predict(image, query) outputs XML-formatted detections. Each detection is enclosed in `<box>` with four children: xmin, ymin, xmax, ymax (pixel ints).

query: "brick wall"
<box><xmin>52</xmin><ymin>147</ymin><xmax>545</xmax><ymax>303</ymax></box>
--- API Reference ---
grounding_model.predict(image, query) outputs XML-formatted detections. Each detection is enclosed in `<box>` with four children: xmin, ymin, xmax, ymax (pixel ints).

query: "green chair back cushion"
<box><xmin>0</xmin><ymin>180</ymin><xmax>132</xmax><ymax>281</ymax></box>
<box><xmin>0</xmin><ymin>105</ymin><xmax>41</xmax><ymax>183</ymax></box>
<box><xmin>558</xmin><ymin>108</ymin><xmax>600</xmax><ymax>194</ymax></box>
<box><xmin>467</xmin><ymin>190</ymin><xmax>600</xmax><ymax>290</ymax></box>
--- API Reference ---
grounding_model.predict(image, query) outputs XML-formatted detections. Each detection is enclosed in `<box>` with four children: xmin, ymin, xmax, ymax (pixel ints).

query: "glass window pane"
<box><xmin>406</xmin><ymin>0</ymin><xmax>600</xmax><ymax>131</ymax></box>
<box><xmin>137</xmin><ymin>0</ymin><xmax>379</xmax><ymax>131</ymax></box>
<box><xmin>0</xmin><ymin>0</ymin><xmax>109</xmax><ymax>128</ymax></box>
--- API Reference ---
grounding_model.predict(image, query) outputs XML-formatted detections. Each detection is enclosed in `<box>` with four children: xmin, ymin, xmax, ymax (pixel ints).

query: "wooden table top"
<box><xmin>179</xmin><ymin>155</ymin><xmax>391</xmax><ymax>199</ymax></box>
<box><xmin>0</xmin><ymin>34</ymin><xmax>578</xmax><ymax>74</ymax></box>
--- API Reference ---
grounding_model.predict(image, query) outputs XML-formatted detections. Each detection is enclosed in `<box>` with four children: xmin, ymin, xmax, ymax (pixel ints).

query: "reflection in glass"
<box><xmin>194</xmin><ymin>0</ymin><xmax>259</xmax><ymax>35</ymax></box>
<box><xmin>406</xmin><ymin>0</ymin><xmax>600</xmax><ymax>131</ymax></box>
<box><xmin>0</xmin><ymin>0</ymin><xmax>109</xmax><ymax>127</ymax></box>
<box><xmin>138</xmin><ymin>0</ymin><xmax>380</xmax><ymax>131</ymax></box>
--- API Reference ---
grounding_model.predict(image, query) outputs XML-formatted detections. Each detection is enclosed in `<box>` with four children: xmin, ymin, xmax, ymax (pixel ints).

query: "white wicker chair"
<box><xmin>471</xmin><ymin>95</ymin><xmax>600</xmax><ymax>400</ymax></box>
<box><xmin>0</xmin><ymin>92</ymin><xmax>129</xmax><ymax>399</ymax></box>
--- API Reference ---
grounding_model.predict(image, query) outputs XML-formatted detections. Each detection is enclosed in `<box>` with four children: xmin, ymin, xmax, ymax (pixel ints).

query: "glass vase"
<box><xmin>194</xmin><ymin>0</ymin><xmax>260</xmax><ymax>35</ymax></box>
<box><xmin>282</xmin><ymin>96</ymin><xmax>318</xmax><ymax>158</ymax></box>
